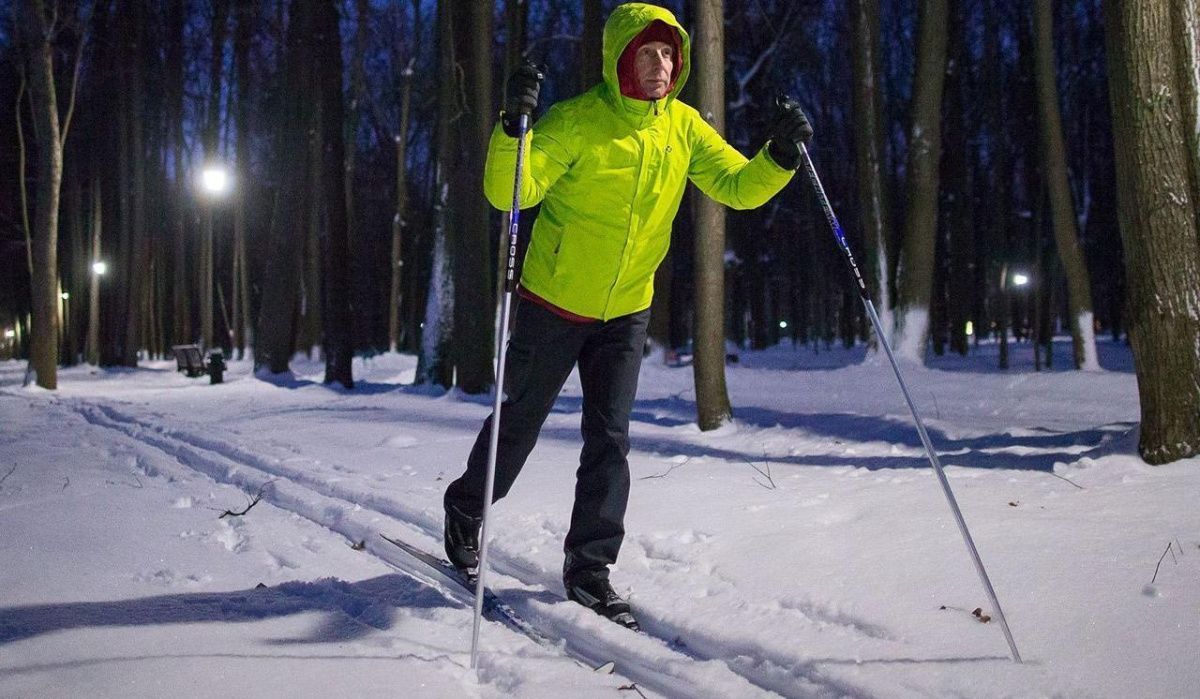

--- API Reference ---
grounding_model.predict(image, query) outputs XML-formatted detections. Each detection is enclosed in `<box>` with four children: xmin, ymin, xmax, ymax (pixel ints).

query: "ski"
<box><xmin>377</xmin><ymin>533</ymin><xmax>615</xmax><ymax>675</ymax></box>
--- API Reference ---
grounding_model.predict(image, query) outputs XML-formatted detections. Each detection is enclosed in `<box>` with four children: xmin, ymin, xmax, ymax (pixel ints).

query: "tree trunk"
<box><xmin>850</xmin><ymin>0</ymin><xmax>894</xmax><ymax>350</ymax></box>
<box><xmin>390</xmin><ymin>66</ymin><xmax>413</xmax><ymax>353</ymax></box>
<box><xmin>123</xmin><ymin>2</ymin><xmax>149</xmax><ymax>365</ymax></box>
<box><xmin>312</xmin><ymin>0</ymin><xmax>354</xmax><ymax>388</ymax></box>
<box><xmin>1173</xmin><ymin>0</ymin><xmax>1200</xmax><ymax>237</ymax></box>
<box><xmin>166</xmin><ymin>0</ymin><xmax>191</xmax><ymax>346</ymax></box>
<box><xmin>1035</xmin><ymin>0</ymin><xmax>1098</xmax><ymax>370</ymax></box>
<box><xmin>450</xmin><ymin>0</ymin><xmax>495</xmax><ymax>394</ymax></box>
<box><xmin>21</xmin><ymin>0</ymin><xmax>64</xmax><ymax>389</ymax></box>
<box><xmin>232</xmin><ymin>0</ymin><xmax>256</xmax><ymax>359</ymax></box>
<box><xmin>893</xmin><ymin>0</ymin><xmax>949</xmax><ymax>363</ymax></box>
<box><xmin>1105</xmin><ymin>0</ymin><xmax>1200</xmax><ymax>464</ymax></box>
<box><xmin>202</xmin><ymin>0</ymin><xmax>230</xmax><ymax>350</ymax></box>
<box><xmin>692</xmin><ymin>0</ymin><xmax>733</xmax><ymax>430</ymax></box>
<box><xmin>87</xmin><ymin>181</ymin><xmax>102</xmax><ymax>365</ymax></box>
<box><xmin>417</xmin><ymin>0</ymin><xmax>458</xmax><ymax>389</ymax></box>
<box><xmin>580</xmin><ymin>0</ymin><xmax>604</xmax><ymax>91</ymax></box>
<box><xmin>256</xmin><ymin>0</ymin><xmax>316</xmax><ymax>374</ymax></box>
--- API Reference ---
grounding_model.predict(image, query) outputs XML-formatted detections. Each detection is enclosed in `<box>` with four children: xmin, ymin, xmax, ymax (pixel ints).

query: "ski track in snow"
<box><xmin>62</xmin><ymin>395</ymin><xmax>884</xmax><ymax>699</ymax></box>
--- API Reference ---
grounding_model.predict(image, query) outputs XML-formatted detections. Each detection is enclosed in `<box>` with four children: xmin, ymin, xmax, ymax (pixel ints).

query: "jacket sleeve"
<box><xmin>483</xmin><ymin>105</ymin><xmax>574</xmax><ymax>211</ymax></box>
<box><xmin>686</xmin><ymin>113</ymin><xmax>795</xmax><ymax>210</ymax></box>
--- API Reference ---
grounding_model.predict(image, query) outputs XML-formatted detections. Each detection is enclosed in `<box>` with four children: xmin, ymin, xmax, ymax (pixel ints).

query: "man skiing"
<box><xmin>443</xmin><ymin>2</ymin><xmax>812</xmax><ymax>631</ymax></box>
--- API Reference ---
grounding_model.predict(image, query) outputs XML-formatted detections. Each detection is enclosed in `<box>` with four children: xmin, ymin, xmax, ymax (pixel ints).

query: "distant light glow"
<box><xmin>779</xmin><ymin>321</ymin><xmax>788</xmax><ymax>329</ymax></box>
<box><xmin>61</xmin><ymin>292</ymin><xmax>70</xmax><ymax>301</ymax></box>
<box><xmin>92</xmin><ymin>261</ymin><xmax>108</xmax><ymax>276</ymax></box>
<box><xmin>965</xmin><ymin>321</ymin><xmax>974</xmax><ymax>336</ymax></box>
<box><xmin>200</xmin><ymin>166</ymin><xmax>231</xmax><ymax>195</ymax></box>
<box><xmin>3</xmin><ymin>329</ymin><xmax>14</xmax><ymax>339</ymax></box>
<box><xmin>1012</xmin><ymin>273</ymin><xmax>1030</xmax><ymax>287</ymax></box>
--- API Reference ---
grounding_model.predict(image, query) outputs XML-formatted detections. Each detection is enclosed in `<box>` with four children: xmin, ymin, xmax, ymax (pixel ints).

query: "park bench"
<box><xmin>171</xmin><ymin>344</ymin><xmax>226</xmax><ymax>384</ymax></box>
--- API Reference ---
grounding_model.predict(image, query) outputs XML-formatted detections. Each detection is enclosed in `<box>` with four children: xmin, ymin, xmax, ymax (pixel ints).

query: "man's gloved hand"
<box><xmin>502</xmin><ymin>61</ymin><xmax>545</xmax><ymax>137</ymax></box>
<box><xmin>766</xmin><ymin>95</ymin><xmax>814</xmax><ymax>170</ymax></box>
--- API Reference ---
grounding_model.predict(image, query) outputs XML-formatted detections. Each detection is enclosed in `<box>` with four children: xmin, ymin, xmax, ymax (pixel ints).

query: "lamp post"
<box><xmin>87</xmin><ymin>260</ymin><xmax>106</xmax><ymax>365</ymax></box>
<box><xmin>1010</xmin><ymin>271</ymin><xmax>1031</xmax><ymax>342</ymax></box>
<box><xmin>198</xmin><ymin>164</ymin><xmax>231</xmax><ymax>349</ymax></box>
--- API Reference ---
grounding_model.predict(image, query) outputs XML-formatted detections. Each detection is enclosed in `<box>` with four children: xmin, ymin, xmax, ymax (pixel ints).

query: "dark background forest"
<box><xmin>1</xmin><ymin>0</ymin><xmax>1197</xmax><ymax>463</ymax></box>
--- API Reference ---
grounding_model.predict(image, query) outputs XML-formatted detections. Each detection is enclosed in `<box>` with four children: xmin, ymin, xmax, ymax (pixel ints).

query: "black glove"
<box><xmin>766</xmin><ymin>95</ymin><xmax>814</xmax><ymax>170</ymax></box>
<box><xmin>502</xmin><ymin>61</ymin><xmax>545</xmax><ymax>137</ymax></box>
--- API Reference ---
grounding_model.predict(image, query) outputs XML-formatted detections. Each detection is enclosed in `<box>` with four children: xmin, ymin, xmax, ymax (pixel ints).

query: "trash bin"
<box><xmin>208</xmin><ymin>349</ymin><xmax>226</xmax><ymax>385</ymax></box>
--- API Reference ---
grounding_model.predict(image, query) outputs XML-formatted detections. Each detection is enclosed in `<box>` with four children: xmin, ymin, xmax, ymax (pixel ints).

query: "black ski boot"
<box><xmin>565</xmin><ymin>577</ymin><xmax>640</xmax><ymax>631</ymax></box>
<box><xmin>444</xmin><ymin>504</ymin><xmax>482</xmax><ymax>581</ymax></box>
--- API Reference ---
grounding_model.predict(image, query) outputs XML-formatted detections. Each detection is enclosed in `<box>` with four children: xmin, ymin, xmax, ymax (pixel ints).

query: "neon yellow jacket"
<box><xmin>483</xmin><ymin>2</ymin><xmax>794</xmax><ymax>321</ymax></box>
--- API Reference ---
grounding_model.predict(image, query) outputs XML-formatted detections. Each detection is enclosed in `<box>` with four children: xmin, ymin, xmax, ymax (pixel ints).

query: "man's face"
<box><xmin>634</xmin><ymin>40</ymin><xmax>674</xmax><ymax>99</ymax></box>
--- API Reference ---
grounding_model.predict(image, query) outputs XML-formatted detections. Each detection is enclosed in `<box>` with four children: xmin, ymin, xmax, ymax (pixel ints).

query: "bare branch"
<box><xmin>745</xmin><ymin>450</ymin><xmax>777</xmax><ymax>490</ymax></box>
<box><xmin>1151</xmin><ymin>542</ymin><xmax>1176</xmax><ymax>584</ymax></box>
<box><xmin>1046</xmin><ymin>471</ymin><xmax>1084</xmax><ymax>490</ymax></box>
<box><xmin>218</xmin><ymin>480</ymin><xmax>274</xmax><ymax>519</ymax></box>
<box><xmin>0</xmin><ymin>464</ymin><xmax>16</xmax><ymax>488</ymax></box>
<box><xmin>59</xmin><ymin>2</ymin><xmax>93</xmax><ymax>149</ymax></box>
<box><xmin>638</xmin><ymin>456</ymin><xmax>692</xmax><ymax>481</ymax></box>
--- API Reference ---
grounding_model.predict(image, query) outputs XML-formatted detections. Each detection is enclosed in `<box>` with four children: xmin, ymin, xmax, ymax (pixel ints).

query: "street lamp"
<box><xmin>87</xmin><ymin>259</ymin><xmax>107</xmax><ymax>365</ymax></box>
<box><xmin>200</xmin><ymin>165</ymin><xmax>232</xmax><ymax>196</ymax></box>
<box><xmin>197</xmin><ymin>163</ymin><xmax>232</xmax><ymax>349</ymax></box>
<box><xmin>1011</xmin><ymin>272</ymin><xmax>1030</xmax><ymax>287</ymax></box>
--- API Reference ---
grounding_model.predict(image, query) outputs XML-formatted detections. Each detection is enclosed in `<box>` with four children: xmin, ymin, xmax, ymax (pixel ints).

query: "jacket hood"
<box><xmin>602</xmin><ymin>3</ymin><xmax>691</xmax><ymax>109</ymax></box>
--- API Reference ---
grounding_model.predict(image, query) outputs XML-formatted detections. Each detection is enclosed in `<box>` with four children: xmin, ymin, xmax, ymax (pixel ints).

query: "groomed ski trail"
<box><xmin>63</xmin><ymin>395</ymin><xmax>895</xmax><ymax>699</ymax></box>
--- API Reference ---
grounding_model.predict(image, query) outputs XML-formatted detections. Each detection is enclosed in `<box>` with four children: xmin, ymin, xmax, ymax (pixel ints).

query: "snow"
<box><xmin>893</xmin><ymin>306</ymin><xmax>929</xmax><ymax>363</ymax></box>
<box><xmin>2</xmin><ymin>338</ymin><xmax>1198</xmax><ymax>698</ymax></box>
<box><xmin>1077</xmin><ymin>311</ymin><xmax>1101</xmax><ymax>371</ymax></box>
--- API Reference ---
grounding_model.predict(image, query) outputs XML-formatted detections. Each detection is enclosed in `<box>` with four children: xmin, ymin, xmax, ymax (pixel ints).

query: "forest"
<box><xmin>0</xmin><ymin>0</ymin><xmax>1197</xmax><ymax>464</ymax></box>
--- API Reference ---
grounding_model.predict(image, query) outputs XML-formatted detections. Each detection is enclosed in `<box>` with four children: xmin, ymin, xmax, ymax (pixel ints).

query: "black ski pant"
<box><xmin>444</xmin><ymin>298</ymin><xmax>649</xmax><ymax>585</ymax></box>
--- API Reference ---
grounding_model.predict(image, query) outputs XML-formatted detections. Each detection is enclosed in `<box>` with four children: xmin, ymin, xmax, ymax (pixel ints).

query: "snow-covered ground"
<box><xmin>1</xmin><ymin>338</ymin><xmax>1197</xmax><ymax>698</ymax></box>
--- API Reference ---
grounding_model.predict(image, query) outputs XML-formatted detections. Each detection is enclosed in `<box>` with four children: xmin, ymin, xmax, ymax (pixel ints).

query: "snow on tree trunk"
<box><xmin>851</xmin><ymin>0</ymin><xmax>894</xmax><ymax>351</ymax></box>
<box><xmin>418</xmin><ymin>179</ymin><xmax>454</xmax><ymax>389</ymax></box>
<box><xmin>1035</xmin><ymin>0</ymin><xmax>1098</xmax><ymax>370</ymax></box>
<box><xmin>894</xmin><ymin>306</ymin><xmax>929</xmax><ymax>363</ymax></box>
<box><xmin>894</xmin><ymin>0</ymin><xmax>948</xmax><ymax>364</ymax></box>
<box><xmin>1077</xmin><ymin>311</ymin><xmax>1101</xmax><ymax>371</ymax></box>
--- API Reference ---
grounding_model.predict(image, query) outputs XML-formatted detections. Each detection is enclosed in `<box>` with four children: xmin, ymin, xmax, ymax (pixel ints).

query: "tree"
<box><xmin>893</xmin><ymin>0</ymin><xmax>949</xmax><ymax>362</ymax></box>
<box><xmin>692</xmin><ymin>0</ymin><xmax>733</xmax><ymax>430</ymax></box>
<box><xmin>256</xmin><ymin>0</ymin><xmax>318</xmax><ymax>374</ymax></box>
<box><xmin>450</xmin><ymin>0</ymin><xmax>495</xmax><ymax>394</ymax></box>
<box><xmin>850</xmin><ymin>0</ymin><xmax>894</xmax><ymax>348</ymax></box>
<box><xmin>416</xmin><ymin>0</ymin><xmax>458</xmax><ymax>389</ymax></box>
<box><xmin>314</xmin><ymin>0</ymin><xmax>354</xmax><ymax>389</ymax></box>
<box><xmin>1105</xmin><ymin>0</ymin><xmax>1200</xmax><ymax>464</ymax></box>
<box><xmin>18</xmin><ymin>0</ymin><xmax>80</xmax><ymax>389</ymax></box>
<box><xmin>1034</xmin><ymin>0</ymin><xmax>1098</xmax><ymax>370</ymax></box>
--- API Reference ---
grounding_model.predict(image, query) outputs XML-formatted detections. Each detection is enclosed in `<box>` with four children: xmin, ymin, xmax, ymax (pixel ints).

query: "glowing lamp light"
<box><xmin>4</xmin><ymin>329</ymin><xmax>14</xmax><ymax>339</ymax></box>
<box><xmin>779</xmin><ymin>321</ymin><xmax>789</xmax><ymax>329</ymax></box>
<box><xmin>965</xmin><ymin>321</ymin><xmax>974</xmax><ymax>336</ymax></box>
<box><xmin>92</xmin><ymin>261</ymin><xmax>108</xmax><ymax>276</ymax></box>
<box><xmin>61</xmin><ymin>292</ymin><xmax>70</xmax><ymax>301</ymax></box>
<box><xmin>1012</xmin><ymin>273</ymin><xmax>1030</xmax><ymax>287</ymax></box>
<box><xmin>200</xmin><ymin>166</ymin><xmax>231</xmax><ymax>195</ymax></box>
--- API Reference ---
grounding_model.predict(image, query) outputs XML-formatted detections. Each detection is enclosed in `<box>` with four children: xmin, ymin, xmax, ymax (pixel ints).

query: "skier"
<box><xmin>443</xmin><ymin>2</ymin><xmax>812</xmax><ymax>630</ymax></box>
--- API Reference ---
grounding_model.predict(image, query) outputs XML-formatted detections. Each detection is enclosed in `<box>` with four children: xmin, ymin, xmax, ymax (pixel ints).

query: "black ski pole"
<box><xmin>471</xmin><ymin>110</ymin><xmax>532</xmax><ymax>670</ymax></box>
<box><xmin>796</xmin><ymin>137</ymin><xmax>1023</xmax><ymax>664</ymax></box>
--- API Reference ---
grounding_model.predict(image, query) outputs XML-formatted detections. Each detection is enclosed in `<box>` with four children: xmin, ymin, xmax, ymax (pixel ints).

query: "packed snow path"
<box><xmin>2</xmin><ymin>342</ymin><xmax>1197</xmax><ymax>698</ymax></box>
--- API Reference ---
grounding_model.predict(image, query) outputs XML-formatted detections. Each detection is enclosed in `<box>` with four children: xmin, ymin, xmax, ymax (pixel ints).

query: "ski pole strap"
<box><xmin>504</xmin><ymin>114</ymin><xmax>531</xmax><ymax>294</ymax></box>
<box><xmin>798</xmin><ymin>144</ymin><xmax>870</xmax><ymax>301</ymax></box>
